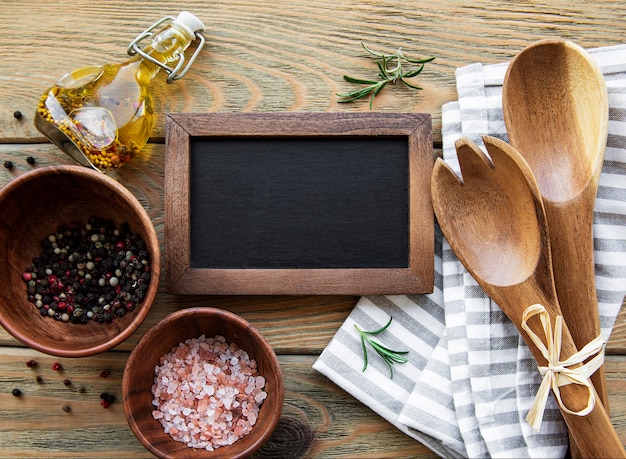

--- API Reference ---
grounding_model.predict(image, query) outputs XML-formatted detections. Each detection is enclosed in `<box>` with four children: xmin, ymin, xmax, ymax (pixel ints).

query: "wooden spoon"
<box><xmin>431</xmin><ymin>136</ymin><xmax>624</xmax><ymax>458</ymax></box>
<box><xmin>502</xmin><ymin>39</ymin><xmax>609</xmax><ymax>416</ymax></box>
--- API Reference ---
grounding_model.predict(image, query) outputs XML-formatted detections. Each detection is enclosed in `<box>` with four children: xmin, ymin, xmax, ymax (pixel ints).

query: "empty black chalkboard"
<box><xmin>189</xmin><ymin>136</ymin><xmax>408</xmax><ymax>269</ymax></box>
<box><xmin>165</xmin><ymin>112</ymin><xmax>433</xmax><ymax>295</ymax></box>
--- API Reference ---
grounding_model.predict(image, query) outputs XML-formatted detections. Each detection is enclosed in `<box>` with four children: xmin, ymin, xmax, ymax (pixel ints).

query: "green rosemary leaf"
<box><xmin>360</xmin><ymin>333</ymin><xmax>369</xmax><ymax>372</ymax></box>
<box><xmin>369</xmin><ymin>81</ymin><xmax>388</xmax><ymax>109</ymax></box>
<box><xmin>342</xmin><ymin>75</ymin><xmax>380</xmax><ymax>85</ymax></box>
<box><xmin>402</xmin><ymin>63</ymin><xmax>426</xmax><ymax>78</ymax></box>
<box><xmin>376</xmin><ymin>58</ymin><xmax>390</xmax><ymax>81</ymax></box>
<box><xmin>361</xmin><ymin>41</ymin><xmax>385</xmax><ymax>58</ymax></box>
<box><xmin>400</xmin><ymin>78</ymin><xmax>424</xmax><ymax>90</ymax></box>
<box><xmin>337</xmin><ymin>84</ymin><xmax>375</xmax><ymax>98</ymax></box>
<box><xmin>354</xmin><ymin>317</ymin><xmax>408</xmax><ymax>378</ymax></box>
<box><xmin>368</xmin><ymin>341</ymin><xmax>395</xmax><ymax>360</ymax></box>
<box><xmin>339</xmin><ymin>42</ymin><xmax>435</xmax><ymax>108</ymax></box>
<box><xmin>363</xmin><ymin>317</ymin><xmax>393</xmax><ymax>336</ymax></box>
<box><xmin>338</xmin><ymin>81</ymin><xmax>388</xmax><ymax>104</ymax></box>
<box><xmin>383</xmin><ymin>56</ymin><xmax>402</xmax><ymax>78</ymax></box>
<box><xmin>337</xmin><ymin>90</ymin><xmax>369</xmax><ymax>101</ymax></box>
<box><xmin>337</xmin><ymin>87</ymin><xmax>377</xmax><ymax>103</ymax></box>
<box><xmin>385</xmin><ymin>351</ymin><xmax>410</xmax><ymax>364</ymax></box>
<box><xmin>369</xmin><ymin>339</ymin><xmax>409</xmax><ymax>362</ymax></box>
<box><xmin>402</xmin><ymin>55</ymin><xmax>436</xmax><ymax>65</ymax></box>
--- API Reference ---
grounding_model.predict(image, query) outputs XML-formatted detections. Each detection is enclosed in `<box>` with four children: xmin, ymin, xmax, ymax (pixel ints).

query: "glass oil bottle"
<box><xmin>35</xmin><ymin>12</ymin><xmax>205</xmax><ymax>172</ymax></box>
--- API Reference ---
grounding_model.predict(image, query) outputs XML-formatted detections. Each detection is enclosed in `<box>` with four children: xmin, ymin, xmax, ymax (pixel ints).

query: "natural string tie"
<box><xmin>522</xmin><ymin>303</ymin><xmax>605</xmax><ymax>432</ymax></box>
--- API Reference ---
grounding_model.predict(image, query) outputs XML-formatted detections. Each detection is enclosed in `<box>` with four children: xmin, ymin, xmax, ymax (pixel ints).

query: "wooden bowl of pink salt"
<box><xmin>122</xmin><ymin>307</ymin><xmax>284</xmax><ymax>458</ymax></box>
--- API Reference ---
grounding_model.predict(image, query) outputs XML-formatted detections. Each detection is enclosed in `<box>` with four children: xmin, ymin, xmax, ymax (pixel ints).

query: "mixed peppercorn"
<box><xmin>11</xmin><ymin>359</ymin><xmax>117</xmax><ymax>411</ymax></box>
<box><xmin>23</xmin><ymin>216</ymin><xmax>150</xmax><ymax>325</ymax></box>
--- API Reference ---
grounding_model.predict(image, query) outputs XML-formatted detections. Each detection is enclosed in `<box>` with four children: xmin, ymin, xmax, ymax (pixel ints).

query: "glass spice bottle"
<box><xmin>35</xmin><ymin>12</ymin><xmax>206</xmax><ymax>172</ymax></box>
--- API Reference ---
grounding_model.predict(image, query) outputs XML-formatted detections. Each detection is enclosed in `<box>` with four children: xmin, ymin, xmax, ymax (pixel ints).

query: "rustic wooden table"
<box><xmin>1</xmin><ymin>1</ymin><xmax>625</xmax><ymax>457</ymax></box>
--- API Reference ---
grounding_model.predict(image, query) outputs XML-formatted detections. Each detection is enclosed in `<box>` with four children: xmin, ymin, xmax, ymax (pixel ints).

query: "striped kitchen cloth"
<box><xmin>313</xmin><ymin>43</ymin><xmax>626</xmax><ymax>458</ymax></box>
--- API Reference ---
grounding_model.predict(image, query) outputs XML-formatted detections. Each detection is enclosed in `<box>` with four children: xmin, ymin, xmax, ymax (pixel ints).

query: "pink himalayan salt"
<box><xmin>151</xmin><ymin>334</ymin><xmax>268</xmax><ymax>451</ymax></box>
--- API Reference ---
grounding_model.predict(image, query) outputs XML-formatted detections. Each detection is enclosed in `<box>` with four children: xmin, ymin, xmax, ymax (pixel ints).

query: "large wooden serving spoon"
<box><xmin>502</xmin><ymin>39</ymin><xmax>609</xmax><ymax>416</ymax></box>
<box><xmin>431</xmin><ymin>136</ymin><xmax>624</xmax><ymax>458</ymax></box>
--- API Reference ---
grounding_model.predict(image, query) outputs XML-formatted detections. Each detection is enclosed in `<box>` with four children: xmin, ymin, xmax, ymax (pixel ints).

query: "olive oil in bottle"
<box><xmin>35</xmin><ymin>12</ymin><xmax>205</xmax><ymax>172</ymax></box>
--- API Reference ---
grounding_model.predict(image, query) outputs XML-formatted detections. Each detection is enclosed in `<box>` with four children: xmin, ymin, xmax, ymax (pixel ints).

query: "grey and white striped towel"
<box><xmin>313</xmin><ymin>43</ymin><xmax>626</xmax><ymax>458</ymax></box>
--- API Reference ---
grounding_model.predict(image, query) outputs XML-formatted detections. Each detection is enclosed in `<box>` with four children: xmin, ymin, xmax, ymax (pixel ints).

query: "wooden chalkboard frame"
<box><xmin>164</xmin><ymin>112</ymin><xmax>433</xmax><ymax>295</ymax></box>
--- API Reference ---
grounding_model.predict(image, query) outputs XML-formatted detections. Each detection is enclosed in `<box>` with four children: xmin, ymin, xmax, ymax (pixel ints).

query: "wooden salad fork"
<box><xmin>431</xmin><ymin>135</ymin><xmax>624</xmax><ymax>458</ymax></box>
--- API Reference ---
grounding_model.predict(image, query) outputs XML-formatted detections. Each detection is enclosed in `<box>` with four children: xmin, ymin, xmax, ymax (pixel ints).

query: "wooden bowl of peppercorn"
<box><xmin>123</xmin><ymin>307</ymin><xmax>284</xmax><ymax>459</ymax></box>
<box><xmin>0</xmin><ymin>165</ymin><xmax>160</xmax><ymax>357</ymax></box>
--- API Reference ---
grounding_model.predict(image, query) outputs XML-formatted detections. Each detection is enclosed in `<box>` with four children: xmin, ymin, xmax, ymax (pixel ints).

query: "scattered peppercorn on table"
<box><xmin>1</xmin><ymin>1</ymin><xmax>626</xmax><ymax>457</ymax></box>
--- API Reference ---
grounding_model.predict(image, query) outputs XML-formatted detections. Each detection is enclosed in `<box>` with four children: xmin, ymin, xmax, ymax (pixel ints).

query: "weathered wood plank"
<box><xmin>0</xmin><ymin>348</ymin><xmax>437</xmax><ymax>458</ymax></box>
<box><xmin>2</xmin><ymin>347</ymin><xmax>626</xmax><ymax>458</ymax></box>
<box><xmin>1</xmin><ymin>0</ymin><xmax>624</xmax><ymax>143</ymax></box>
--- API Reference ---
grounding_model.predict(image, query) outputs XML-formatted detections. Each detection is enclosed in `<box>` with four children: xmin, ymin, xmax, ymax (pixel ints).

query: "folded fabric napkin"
<box><xmin>313</xmin><ymin>43</ymin><xmax>626</xmax><ymax>458</ymax></box>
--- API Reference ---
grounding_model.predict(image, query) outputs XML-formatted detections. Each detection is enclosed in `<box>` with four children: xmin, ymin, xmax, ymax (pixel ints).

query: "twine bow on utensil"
<box><xmin>522</xmin><ymin>303</ymin><xmax>606</xmax><ymax>432</ymax></box>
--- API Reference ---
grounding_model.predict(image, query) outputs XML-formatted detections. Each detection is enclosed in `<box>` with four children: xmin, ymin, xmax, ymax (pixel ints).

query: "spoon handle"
<box><xmin>560</xmin><ymin>384</ymin><xmax>625</xmax><ymax>458</ymax></box>
<box><xmin>543</xmin><ymin>193</ymin><xmax>608</xmax><ymax>410</ymax></box>
<box><xmin>517</xmin><ymin>302</ymin><xmax>624</xmax><ymax>458</ymax></box>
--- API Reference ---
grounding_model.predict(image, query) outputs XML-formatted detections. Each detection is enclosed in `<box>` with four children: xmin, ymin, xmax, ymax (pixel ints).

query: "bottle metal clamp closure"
<box><xmin>127</xmin><ymin>16</ymin><xmax>205</xmax><ymax>83</ymax></box>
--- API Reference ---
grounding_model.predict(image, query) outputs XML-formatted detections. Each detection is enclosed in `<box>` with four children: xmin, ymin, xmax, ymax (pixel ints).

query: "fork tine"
<box><xmin>432</xmin><ymin>157</ymin><xmax>462</xmax><ymax>184</ymax></box>
<box><xmin>455</xmin><ymin>137</ymin><xmax>494</xmax><ymax>181</ymax></box>
<box><xmin>431</xmin><ymin>157</ymin><xmax>463</xmax><ymax>208</ymax></box>
<box><xmin>431</xmin><ymin>158</ymin><xmax>462</xmax><ymax>222</ymax></box>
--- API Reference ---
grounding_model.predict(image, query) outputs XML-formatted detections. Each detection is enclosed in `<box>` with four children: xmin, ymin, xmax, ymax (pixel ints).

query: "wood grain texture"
<box><xmin>0</xmin><ymin>349</ymin><xmax>437</xmax><ymax>458</ymax></box>
<box><xmin>1</xmin><ymin>1</ymin><xmax>624</xmax><ymax>143</ymax></box>
<box><xmin>2</xmin><ymin>350</ymin><xmax>626</xmax><ymax>458</ymax></box>
<box><xmin>0</xmin><ymin>0</ymin><xmax>625</xmax><ymax>457</ymax></box>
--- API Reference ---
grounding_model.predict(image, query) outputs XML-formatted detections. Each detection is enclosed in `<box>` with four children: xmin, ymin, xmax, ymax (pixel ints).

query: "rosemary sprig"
<box><xmin>338</xmin><ymin>42</ymin><xmax>435</xmax><ymax>109</ymax></box>
<box><xmin>355</xmin><ymin>317</ymin><xmax>409</xmax><ymax>378</ymax></box>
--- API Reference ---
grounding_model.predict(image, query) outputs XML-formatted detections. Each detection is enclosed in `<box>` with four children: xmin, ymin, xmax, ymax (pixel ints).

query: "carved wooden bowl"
<box><xmin>0</xmin><ymin>165</ymin><xmax>159</xmax><ymax>357</ymax></box>
<box><xmin>123</xmin><ymin>307</ymin><xmax>284</xmax><ymax>458</ymax></box>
